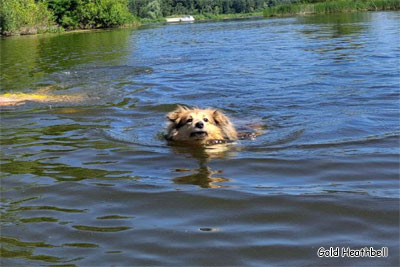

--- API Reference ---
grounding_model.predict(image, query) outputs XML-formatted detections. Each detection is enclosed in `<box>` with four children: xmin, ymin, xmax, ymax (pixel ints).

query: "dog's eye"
<box><xmin>204</xmin><ymin>118</ymin><xmax>208</xmax><ymax>122</ymax></box>
<box><xmin>187</xmin><ymin>118</ymin><xmax>193</xmax><ymax>123</ymax></box>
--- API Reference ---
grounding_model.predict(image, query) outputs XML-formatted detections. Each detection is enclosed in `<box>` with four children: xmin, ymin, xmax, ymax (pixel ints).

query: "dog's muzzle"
<box><xmin>190</xmin><ymin>131</ymin><xmax>208</xmax><ymax>138</ymax></box>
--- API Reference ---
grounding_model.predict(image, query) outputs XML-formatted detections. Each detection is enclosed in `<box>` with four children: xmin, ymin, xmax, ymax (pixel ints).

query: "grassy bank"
<box><xmin>194</xmin><ymin>12</ymin><xmax>263</xmax><ymax>21</ymax></box>
<box><xmin>264</xmin><ymin>0</ymin><xmax>400</xmax><ymax>17</ymax></box>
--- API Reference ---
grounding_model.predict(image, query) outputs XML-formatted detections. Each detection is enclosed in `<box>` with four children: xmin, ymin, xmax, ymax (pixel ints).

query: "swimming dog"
<box><xmin>166</xmin><ymin>105</ymin><xmax>239</xmax><ymax>145</ymax></box>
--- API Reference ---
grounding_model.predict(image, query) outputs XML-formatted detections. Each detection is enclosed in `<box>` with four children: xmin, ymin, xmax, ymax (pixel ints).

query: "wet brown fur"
<box><xmin>166</xmin><ymin>106</ymin><xmax>237</xmax><ymax>144</ymax></box>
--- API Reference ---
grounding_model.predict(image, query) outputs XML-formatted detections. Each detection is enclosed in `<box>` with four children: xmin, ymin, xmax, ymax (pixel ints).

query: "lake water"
<box><xmin>1</xmin><ymin>11</ymin><xmax>399</xmax><ymax>266</ymax></box>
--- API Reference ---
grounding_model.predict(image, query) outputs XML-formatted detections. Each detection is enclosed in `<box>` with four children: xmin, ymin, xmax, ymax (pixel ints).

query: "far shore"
<box><xmin>264</xmin><ymin>0</ymin><xmax>399</xmax><ymax>17</ymax></box>
<box><xmin>2</xmin><ymin>4</ymin><xmax>398</xmax><ymax>38</ymax></box>
<box><xmin>0</xmin><ymin>12</ymin><xmax>265</xmax><ymax>38</ymax></box>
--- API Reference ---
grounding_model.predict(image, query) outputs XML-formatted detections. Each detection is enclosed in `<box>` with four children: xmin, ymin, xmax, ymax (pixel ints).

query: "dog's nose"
<box><xmin>195</xmin><ymin>122</ymin><xmax>204</xmax><ymax>129</ymax></box>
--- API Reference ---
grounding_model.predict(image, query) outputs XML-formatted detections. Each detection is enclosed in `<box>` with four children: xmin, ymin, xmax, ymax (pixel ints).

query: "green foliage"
<box><xmin>0</xmin><ymin>0</ymin><xmax>57</xmax><ymax>35</ymax></box>
<box><xmin>0</xmin><ymin>0</ymin><xmax>138</xmax><ymax>35</ymax></box>
<box><xmin>142</xmin><ymin>0</ymin><xmax>163</xmax><ymax>19</ymax></box>
<box><xmin>47</xmin><ymin>0</ymin><xmax>81</xmax><ymax>28</ymax></box>
<box><xmin>47</xmin><ymin>0</ymin><xmax>137</xmax><ymax>29</ymax></box>
<box><xmin>78</xmin><ymin>0</ymin><xmax>135</xmax><ymax>28</ymax></box>
<box><xmin>128</xmin><ymin>0</ymin><xmax>277</xmax><ymax>19</ymax></box>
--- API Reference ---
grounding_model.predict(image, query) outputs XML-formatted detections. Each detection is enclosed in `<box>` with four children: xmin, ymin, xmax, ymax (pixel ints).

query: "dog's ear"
<box><xmin>166</xmin><ymin>105</ymin><xmax>187</xmax><ymax>124</ymax></box>
<box><xmin>212</xmin><ymin>109</ymin><xmax>231</xmax><ymax>126</ymax></box>
<box><xmin>212</xmin><ymin>109</ymin><xmax>238</xmax><ymax>140</ymax></box>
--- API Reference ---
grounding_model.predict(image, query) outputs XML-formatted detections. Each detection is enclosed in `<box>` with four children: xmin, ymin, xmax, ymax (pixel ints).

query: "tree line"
<box><xmin>128</xmin><ymin>0</ymin><xmax>297</xmax><ymax>19</ymax></box>
<box><xmin>0</xmin><ymin>0</ymin><xmax>320</xmax><ymax>35</ymax></box>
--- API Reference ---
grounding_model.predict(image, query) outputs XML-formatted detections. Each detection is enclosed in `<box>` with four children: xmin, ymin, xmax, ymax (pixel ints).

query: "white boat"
<box><xmin>166</xmin><ymin>16</ymin><xmax>195</xmax><ymax>23</ymax></box>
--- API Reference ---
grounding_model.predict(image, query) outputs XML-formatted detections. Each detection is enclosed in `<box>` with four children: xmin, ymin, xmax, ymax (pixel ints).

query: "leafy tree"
<box><xmin>78</xmin><ymin>0</ymin><xmax>135</xmax><ymax>28</ymax></box>
<box><xmin>142</xmin><ymin>0</ymin><xmax>162</xmax><ymax>19</ymax></box>
<box><xmin>46</xmin><ymin>0</ymin><xmax>136</xmax><ymax>29</ymax></box>
<box><xmin>47</xmin><ymin>0</ymin><xmax>81</xmax><ymax>28</ymax></box>
<box><xmin>0</xmin><ymin>0</ymin><xmax>56</xmax><ymax>35</ymax></box>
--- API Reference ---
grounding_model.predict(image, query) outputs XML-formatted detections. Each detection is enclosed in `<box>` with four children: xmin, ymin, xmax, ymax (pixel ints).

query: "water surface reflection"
<box><xmin>1</xmin><ymin>29</ymin><xmax>133</xmax><ymax>92</ymax></box>
<box><xmin>171</xmin><ymin>144</ymin><xmax>235</xmax><ymax>188</ymax></box>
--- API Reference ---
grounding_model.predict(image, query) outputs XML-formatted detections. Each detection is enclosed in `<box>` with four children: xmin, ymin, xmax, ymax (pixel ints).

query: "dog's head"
<box><xmin>166</xmin><ymin>105</ymin><xmax>237</xmax><ymax>144</ymax></box>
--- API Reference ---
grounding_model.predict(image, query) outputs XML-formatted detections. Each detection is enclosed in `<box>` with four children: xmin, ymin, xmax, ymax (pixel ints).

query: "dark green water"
<box><xmin>1</xmin><ymin>12</ymin><xmax>399</xmax><ymax>266</ymax></box>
